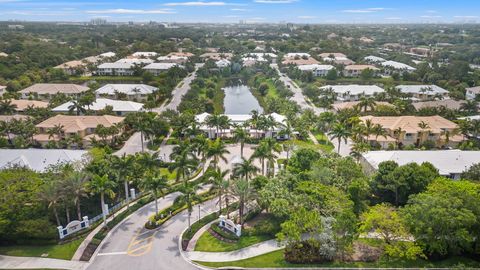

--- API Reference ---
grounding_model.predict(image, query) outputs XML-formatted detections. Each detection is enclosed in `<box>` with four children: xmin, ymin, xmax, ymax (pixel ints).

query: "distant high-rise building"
<box><xmin>90</xmin><ymin>18</ymin><xmax>107</xmax><ymax>25</ymax></box>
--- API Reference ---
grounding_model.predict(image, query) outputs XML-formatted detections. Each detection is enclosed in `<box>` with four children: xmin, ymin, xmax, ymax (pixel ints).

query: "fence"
<box><xmin>88</xmin><ymin>191</ymin><xmax>144</xmax><ymax>225</ymax></box>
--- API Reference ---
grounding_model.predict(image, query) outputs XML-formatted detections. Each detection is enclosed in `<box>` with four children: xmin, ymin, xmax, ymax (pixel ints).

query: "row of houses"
<box><xmin>319</xmin><ymin>84</ymin><xmax>450</xmax><ymax>102</ymax></box>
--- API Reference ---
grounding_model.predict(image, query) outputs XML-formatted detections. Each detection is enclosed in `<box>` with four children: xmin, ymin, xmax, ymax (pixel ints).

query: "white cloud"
<box><xmin>385</xmin><ymin>17</ymin><xmax>401</xmax><ymax>20</ymax></box>
<box><xmin>164</xmin><ymin>1</ymin><xmax>228</xmax><ymax>6</ymax></box>
<box><xmin>342</xmin><ymin>7</ymin><xmax>386</xmax><ymax>13</ymax></box>
<box><xmin>230</xmin><ymin>8</ymin><xmax>247</xmax><ymax>11</ymax></box>
<box><xmin>86</xmin><ymin>9</ymin><xmax>176</xmax><ymax>14</ymax></box>
<box><xmin>254</xmin><ymin>0</ymin><xmax>298</xmax><ymax>3</ymax></box>
<box><xmin>298</xmin><ymin>15</ymin><xmax>316</xmax><ymax>19</ymax></box>
<box><xmin>426</xmin><ymin>10</ymin><xmax>437</xmax><ymax>13</ymax></box>
<box><xmin>420</xmin><ymin>15</ymin><xmax>442</xmax><ymax>18</ymax></box>
<box><xmin>454</xmin><ymin>15</ymin><xmax>478</xmax><ymax>19</ymax></box>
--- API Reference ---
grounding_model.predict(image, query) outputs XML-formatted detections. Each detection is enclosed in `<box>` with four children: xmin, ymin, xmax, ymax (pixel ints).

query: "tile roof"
<box><xmin>19</xmin><ymin>84</ymin><xmax>89</xmax><ymax>95</ymax></box>
<box><xmin>0</xmin><ymin>149</ymin><xmax>88</xmax><ymax>172</ymax></box>
<box><xmin>36</xmin><ymin>115</ymin><xmax>124</xmax><ymax>133</ymax></box>
<box><xmin>360</xmin><ymin>115</ymin><xmax>457</xmax><ymax>134</ymax></box>
<box><xmin>9</xmin><ymin>99</ymin><xmax>49</xmax><ymax>111</ymax></box>
<box><xmin>95</xmin><ymin>84</ymin><xmax>158</xmax><ymax>95</ymax></box>
<box><xmin>52</xmin><ymin>98</ymin><xmax>143</xmax><ymax>113</ymax></box>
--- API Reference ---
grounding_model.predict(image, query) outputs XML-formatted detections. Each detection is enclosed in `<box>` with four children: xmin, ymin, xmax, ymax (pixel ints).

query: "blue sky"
<box><xmin>0</xmin><ymin>0</ymin><xmax>479</xmax><ymax>23</ymax></box>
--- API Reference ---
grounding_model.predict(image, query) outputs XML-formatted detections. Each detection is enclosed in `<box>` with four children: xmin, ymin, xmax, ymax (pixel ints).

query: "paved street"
<box><xmin>87</xmin><ymin>187</ymin><xmax>215</xmax><ymax>270</ymax></box>
<box><xmin>114</xmin><ymin>132</ymin><xmax>149</xmax><ymax>157</ymax></box>
<box><xmin>271</xmin><ymin>64</ymin><xmax>325</xmax><ymax>115</ymax></box>
<box><xmin>152</xmin><ymin>63</ymin><xmax>203</xmax><ymax>114</ymax></box>
<box><xmin>329</xmin><ymin>135</ymin><xmax>353</xmax><ymax>157</ymax></box>
<box><xmin>0</xmin><ymin>255</ymin><xmax>86</xmax><ymax>270</ymax></box>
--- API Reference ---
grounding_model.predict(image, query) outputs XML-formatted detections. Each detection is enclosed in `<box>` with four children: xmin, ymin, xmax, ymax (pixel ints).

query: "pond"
<box><xmin>223</xmin><ymin>85</ymin><xmax>263</xmax><ymax>114</ymax></box>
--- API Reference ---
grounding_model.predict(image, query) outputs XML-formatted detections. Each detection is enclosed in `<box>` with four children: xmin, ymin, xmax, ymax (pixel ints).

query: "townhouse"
<box><xmin>396</xmin><ymin>85</ymin><xmax>449</xmax><ymax>101</ymax></box>
<box><xmin>466</xmin><ymin>86</ymin><xmax>480</xmax><ymax>100</ymax></box>
<box><xmin>297</xmin><ymin>64</ymin><xmax>334</xmax><ymax>77</ymax></box>
<box><xmin>142</xmin><ymin>63</ymin><xmax>179</xmax><ymax>76</ymax></box>
<box><xmin>319</xmin><ymin>84</ymin><xmax>385</xmax><ymax>102</ymax></box>
<box><xmin>95</xmin><ymin>84</ymin><xmax>158</xmax><ymax>102</ymax></box>
<box><xmin>359</xmin><ymin>115</ymin><xmax>463</xmax><ymax>149</ymax></box>
<box><xmin>19</xmin><ymin>83</ymin><xmax>89</xmax><ymax>100</ymax></box>
<box><xmin>97</xmin><ymin>62</ymin><xmax>134</xmax><ymax>76</ymax></box>
<box><xmin>52</xmin><ymin>98</ymin><xmax>143</xmax><ymax>116</ymax></box>
<box><xmin>343</xmin><ymin>65</ymin><xmax>379</xmax><ymax>77</ymax></box>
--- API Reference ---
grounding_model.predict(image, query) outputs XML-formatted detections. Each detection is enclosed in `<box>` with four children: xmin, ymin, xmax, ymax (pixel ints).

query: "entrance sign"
<box><xmin>218</xmin><ymin>215</ymin><xmax>241</xmax><ymax>237</ymax></box>
<box><xmin>57</xmin><ymin>216</ymin><xmax>90</xmax><ymax>239</ymax></box>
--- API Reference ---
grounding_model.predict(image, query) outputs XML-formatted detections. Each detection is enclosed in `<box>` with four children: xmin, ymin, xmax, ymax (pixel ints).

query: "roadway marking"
<box><xmin>97</xmin><ymin>251</ymin><xmax>127</xmax><ymax>256</ymax></box>
<box><xmin>126</xmin><ymin>228</ymin><xmax>157</xmax><ymax>257</ymax></box>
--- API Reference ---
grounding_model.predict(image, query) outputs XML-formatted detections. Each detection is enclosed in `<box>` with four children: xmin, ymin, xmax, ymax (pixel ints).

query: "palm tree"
<box><xmin>38</xmin><ymin>181</ymin><xmax>63</xmax><ymax>226</ymax></box>
<box><xmin>137</xmin><ymin>152</ymin><xmax>160</xmax><ymax>174</ymax></box>
<box><xmin>47</xmin><ymin>124</ymin><xmax>64</xmax><ymax>140</ymax></box>
<box><xmin>110</xmin><ymin>154</ymin><xmax>135</xmax><ymax>206</ymax></box>
<box><xmin>460</xmin><ymin>100</ymin><xmax>479</xmax><ymax>114</ymax></box>
<box><xmin>175</xmin><ymin>183</ymin><xmax>200</xmax><ymax>230</ymax></box>
<box><xmin>207</xmin><ymin>138</ymin><xmax>230</xmax><ymax>169</ymax></box>
<box><xmin>87</xmin><ymin>174</ymin><xmax>117</xmax><ymax>226</ymax></box>
<box><xmin>206</xmin><ymin>168</ymin><xmax>229</xmax><ymax>213</ymax></box>
<box><xmin>169</xmin><ymin>145</ymin><xmax>198</xmax><ymax>183</ymax></box>
<box><xmin>233</xmin><ymin>157</ymin><xmax>259</xmax><ymax>182</ymax></box>
<box><xmin>350</xmin><ymin>142</ymin><xmax>371</xmax><ymax>162</ymax></box>
<box><xmin>233</xmin><ymin>125</ymin><xmax>248</xmax><ymax>158</ymax></box>
<box><xmin>63</xmin><ymin>171</ymin><xmax>89</xmax><ymax>220</ymax></box>
<box><xmin>229</xmin><ymin>178</ymin><xmax>254</xmax><ymax>227</ymax></box>
<box><xmin>372</xmin><ymin>124</ymin><xmax>387</xmax><ymax>140</ymax></box>
<box><xmin>393</xmin><ymin>127</ymin><xmax>404</xmax><ymax>149</ymax></box>
<box><xmin>0</xmin><ymin>99</ymin><xmax>17</xmax><ymax>115</ymax></box>
<box><xmin>262</xmin><ymin>138</ymin><xmax>282</xmax><ymax>176</ymax></box>
<box><xmin>355</xmin><ymin>96</ymin><xmax>376</xmax><ymax>112</ymax></box>
<box><xmin>140</xmin><ymin>171</ymin><xmax>168</xmax><ymax>215</ymax></box>
<box><xmin>218</xmin><ymin>115</ymin><xmax>231</xmax><ymax>138</ymax></box>
<box><xmin>252</xmin><ymin>143</ymin><xmax>269</xmax><ymax>176</ymax></box>
<box><xmin>68</xmin><ymin>100</ymin><xmax>87</xmax><ymax>116</ymax></box>
<box><xmin>206</xmin><ymin>114</ymin><xmax>221</xmax><ymax>138</ymax></box>
<box><xmin>328</xmin><ymin>123</ymin><xmax>351</xmax><ymax>154</ymax></box>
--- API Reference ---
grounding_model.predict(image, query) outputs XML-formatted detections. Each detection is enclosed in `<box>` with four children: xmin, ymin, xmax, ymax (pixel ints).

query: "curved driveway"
<box><xmin>87</xmin><ymin>189</ymin><xmax>216</xmax><ymax>270</ymax></box>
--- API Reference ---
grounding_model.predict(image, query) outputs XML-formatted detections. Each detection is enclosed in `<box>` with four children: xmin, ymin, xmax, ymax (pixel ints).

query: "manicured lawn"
<box><xmin>196</xmin><ymin>249</ymin><xmax>480</xmax><ymax>268</ymax></box>
<box><xmin>159</xmin><ymin>167</ymin><xmax>177</xmax><ymax>182</ymax></box>
<box><xmin>0</xmin><ymin>238</ymin><xmax>84</xmax><ymax>260</ymax></box>
<box><xmin>290</xmin><ymin>139</ymin><xmax>334</xmax><ymax>153</ymax></box>
<box><xmin>194</xmin><ymin>231</ymin><xmax>273</xmax><ymax>252</ymax></box>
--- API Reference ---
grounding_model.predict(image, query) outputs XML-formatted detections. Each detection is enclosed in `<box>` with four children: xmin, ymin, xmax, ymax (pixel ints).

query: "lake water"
<box><xmin>223</xmin><ymin>85</ymin><xmax>263</xmax><ymax>114</ymax></box>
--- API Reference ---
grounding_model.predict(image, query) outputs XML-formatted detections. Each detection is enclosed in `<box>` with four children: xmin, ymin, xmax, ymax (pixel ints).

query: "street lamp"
<box><xmin>198</xmin><ymin>204</ymin><xmax>201</xmax><ymax>222</ymax></box>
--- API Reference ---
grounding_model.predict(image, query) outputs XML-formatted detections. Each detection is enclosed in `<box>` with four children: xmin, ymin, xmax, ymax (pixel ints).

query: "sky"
<box><xmin>0</xmin><ymin>0</ymin><xmax>479</xmax><ymax>24</ymax></box>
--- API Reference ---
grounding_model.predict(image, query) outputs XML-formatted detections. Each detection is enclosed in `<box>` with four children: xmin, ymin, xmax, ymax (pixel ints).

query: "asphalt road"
<box><xmin>152</xmin><ymin>63</ymin><xmax>203</xmax><ymax>114</ymax></box>
<box><xmin>271</xmin><ymin>64</ymin><xmax>325</xmax><ymax>115</ymax></box>
<box><xmin>87</xmin><ymin>187</ymin><xmax>216</xmax><ymax>270</ymax></box>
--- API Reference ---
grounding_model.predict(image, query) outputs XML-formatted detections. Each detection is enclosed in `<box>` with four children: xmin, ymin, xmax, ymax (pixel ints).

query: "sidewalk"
<box><xmin>72</xmin><ymin>199</ymin><xmax>136</xmax><ymax>261</ymax></box>
<box><xmin>184</xmin><ymin>239</ymin><xmax>283</xmax><ymax>262</ymax></box>
<box><xmin>0</xmin><ymin>255</ymin><xmax>87</xmax><ymax>270</ymax></box>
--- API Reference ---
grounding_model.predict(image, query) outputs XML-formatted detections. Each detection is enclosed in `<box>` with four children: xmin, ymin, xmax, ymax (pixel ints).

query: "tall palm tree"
<box><xmin>206</xmin><ymin>138</ymin><xmax>230</xmax><ymax>169</ymax></box>
<box><xmin>87</xmin><ymin>174</ymin><xmax>117</xmax><ymax>226</ymax></box>
<box><xmin>460</xmin><ymin>100</ymin><xmax>479</xmax><ymax>114</ymax></box>
<box><xmin>372</xmin><ymin>124</ymin><xmax>387</xmax><ymax>140</ymax></box>
<box><xmin>233</xmin><ymin>125</ymin><xmax>248</xmax><ymax>158</ymax></box>
<box><xmin>110</xmin><ymin>154</ymin><xmax>135</xmax><ymax>206</ymax></box>
<box><xmin>169</xmin><ymin>145</ymin><xmax>198</xmax><ymax>183</ymax></box>
<box><xmin>233</xmin><ymin>157</ymin><xmax>259</xmax><ymax>182</ymax></box>
<box><xmin>328</xmin><ymin>123</ymin><xmax>351</xmax><ymax>154</ymax></box>
<box><xmin>218</xmin><ymin>115</ymin><xmax>231</xmax><ymax>138</ymax></box>
<box><xmin>63</xmin><ymin>171</ymin><xmax>89</xmax><ymax>220</ymax></box>
<box><xmin>393</xmin><ymin>127</ymin><xmax>404</xmax><ymax>149</ymax></box>
<box><xmin>140</xmin><ymin>171</ymin><xmax>168</xmax><ymax>215</ymax></box>
<box><xmin>47</xmin><ymin>124</ymin><xmax>64</xmax><ymax>140</ymax></box>
<box><xmin>229</xmin><ymin>178</ymin><xmax>254</xmax><ymax>227</ymax></box>
<box><xmin>38</xmin><ymin>181</ymin><xmax>63</xmax><ymax>226</ymax></box>
<box><xmin>350</xmin><ymin>142</ymin><xmax>371</xmax><ymax>162</ymax></box>
<box><xmin>137</xmin><ymin>152</ymin><xmax>160</xmax><ymax>174</ymax></box>
<box><xmin>175</xmin><ymin>183</ymin><xmax>200</xmax><ymax>230</ymax></box>
<box><xmin>252</xmin><ymin>143</ymin><xmax>269</xmax><ymax>176</ymax></box>
<box><xmin>206</xmin><ymin>168</ymin><xmax>229</xmax><ymax>213</ymax></box>
<box><xmin>262</xmin><ymin>138</ymin><xmax>282</xmax><ymax>176</ymax></box>
<box><xmin>206</xmin><ymin>114</ymin><xmax>221</xmax><ymax>138</ymax></box>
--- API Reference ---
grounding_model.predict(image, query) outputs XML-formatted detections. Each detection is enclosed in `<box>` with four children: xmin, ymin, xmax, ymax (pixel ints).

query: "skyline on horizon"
<box><xmin>1</xmin><ymin>0</ymin><xmax>479</xmax><ymax>24</ymax></box>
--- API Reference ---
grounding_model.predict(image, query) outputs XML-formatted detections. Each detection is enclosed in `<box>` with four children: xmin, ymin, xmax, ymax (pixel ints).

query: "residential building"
<box><xmin>408</xmin><ymin>47</ymin><xmax>434</xmax><ymax>58</ymax></box>
<box><xmin>97</xmin><ymin>62</ymin><xmax>134</xmax><ymax>76</ymax></box>
<box><xmin>54</xmin><ymin>60</ymin><xmax>86</xmax><ymax>75</ymax></box>
<box><xmin>364</xmin><ymin>55</ymin><xmax>386</xmax><ymax>63</ymax></box>
<box><xmin>115</xmin><ymin>58</ymin><xmax>154</xmax><ymax>65</ymax></box>
<box><xmin>200</xmin><ymin>52</ymin><xmax>233</xmax><ymax>61</ymax></box>
<box><xmin>142</xmin><ymin>63</ymin><xmax>179</xmax><ymax>76</ymax></box>
<box><xmin>0</xmin><ymin>114</ymin><xmax>30</xmax><ymax>122</ymax></box>
<box><xmin>319</xmin><ymin>53</ymin><xmax>355</xmax><ymax>65</ymax></box>
<box><xmin>360</xmin><ymin>150</ymin><xmax>480</xmax><ymax>180</ymax></box>
<box><xmin>157</xmin><ymin>52</ymin><xmax>192</xmax><ymax>64</ymax></box>
<box><xmin>0</xmin><ymin>149</ymin><xmax>88</xmax><ymax>172</ymax></box>
<box><xmin>99</xmin><ymin>52</ymin><xmax>116</xmax><ymax>58</ymax></box>
<box><xmin>359</xmin><ymin>115</ymin><xmax>463</xmax><ymax>149</ymax></box>
<box><xmin>243</xmin><ymin>53</ymin><xmax>277</xmax><ymax>63</ymax></box>
<box><xmin>34</xmin><ymin>115</ymin><xmax>124</xmax><ymax>147</ymax></box>
<box><xmin>319</xmin><ymin>84</ymin><xmax>385</xmax><ymax>102</ymax></box>
<box><xmin>297</xmin><ymin>64</ymin><xmax>334</xmax><ymax>77</ymax></box>
<box><xmin>132</xmin><ymin>52</ymin><xmax>158</xmax><ymax>58</ymax></box>
<box><xmin>19</xmin><ymin>83</ymin><xmax>89</xmax><ymax>100</ymax></box>
<box><xmin>95</xmin><ymin>84</ymin><xmax>158</xmax><ymax>101</ymax></box>
<box><xmin>396</xmin><ymin>85</ymin><xmax>449</xmax><ymax>101</ymax></box>
<box><xmin>8</xmin><ymin>99</ymin><xmax>49</xmax><ymax>112</ymax></box>
<box><xmin>195</xmin><ymin>112</ymin><xmax>291</xmax><ymax>139</ymax></box>
<box><xmin>380</xmin><ymin>60</ymin><xmax>416</xmax><ymax>74</ymax></box>
<box><xmin>413</xmin><ymin>99</ymin><xmax>465</xmax><ymax>111</ymax></box>
<box><xmin>343</xmin><ymin>65</ymin><xmax>379</xmax><ymax>77</ymax></box>
<box><xmin>215</xmin><ymin>59</ymin><xmax>231</xmax><ymax>68</ymax></box>
<box><xmin>466</xmin><ymin>86</ymin><xmax>480</xmax><ymax>100</ymax></box>
<box><xmin>52</xmin><ymin>98</ymin><xmax>143</xmax><ymax>116</ymax></box>
<box><xmin>332</xmin><ymin>101</ymin><xmax>393</xmax><ymax>112</ymax></box>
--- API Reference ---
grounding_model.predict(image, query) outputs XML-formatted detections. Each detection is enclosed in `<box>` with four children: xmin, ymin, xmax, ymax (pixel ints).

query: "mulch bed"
<box><xmin>207</xmin><ymin>228</ymin><xmax>238</xmax><ymax>243</ymax></box>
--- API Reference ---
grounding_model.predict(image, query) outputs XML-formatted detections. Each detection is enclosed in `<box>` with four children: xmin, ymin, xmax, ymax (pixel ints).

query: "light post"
<box><xmin>198</xmin><ymin>204</ymin><xmax>201</xmax><ymax>222</ymax></box>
